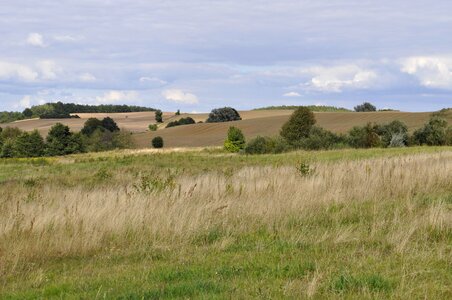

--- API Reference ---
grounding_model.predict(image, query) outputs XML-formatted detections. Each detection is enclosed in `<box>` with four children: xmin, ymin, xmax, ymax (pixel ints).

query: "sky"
<box><xmin>1</xmin><ymin>0</ymin><xmax>452</xmax><ymax>112</ymax></box>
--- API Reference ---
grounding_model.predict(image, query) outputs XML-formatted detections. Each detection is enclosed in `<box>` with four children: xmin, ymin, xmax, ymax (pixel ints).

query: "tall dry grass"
<box><xmin>1</xmin><ymin>152</ymin><xmax>451</xmax><ymax>273</ymax></box>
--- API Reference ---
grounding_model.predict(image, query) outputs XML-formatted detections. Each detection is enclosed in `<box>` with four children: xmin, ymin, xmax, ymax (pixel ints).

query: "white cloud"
<box><xmin>0</xmin><ymin>61</ymin><xmax>38</xmax><ymax>81</ymax></box>
<box><xmin>79</xmin><ymin>73</ymin><xmax>96</xmax><ymax>82</ymax></box>
<box><xmin>53</xmin><ymin>35</ymin><xmax>84</xmax><ymax>42</ymax></box>
<box><xmin>26</xmin><ymin>33</ymin><xmax>45</xmax><ymax>47</ymax></box>
<box><xmin>139</xmin><ymin>77</ymin><xmax>167</xmax><ymax>85</ymax></box>
<box><xmin>302</xmin><ymin>65</ymin><xmax>378</xmax><ymax>93</ymax></box>
<box><xmin>95</xmin><ymin>90</ymin><xmax>140</xmax><ymax>104</ymax></box>
<box><xmin>162</xmin><ymin>89</ymin><xmax>199</xmax><ymax>104</ymax></box>
<box><xmin>283</xmin><ymin>91</ymin><xmax>301</xmax><ymax>97</ymax></box>
<box><xmin>36</xmin><ymin>60</ymin><xmax>59</xmax><ymax>80</ymax></box>
<box><xmin>401</xmin><ymin>56</ymin><xmax>452</xmax><ymax>89</ymax></box>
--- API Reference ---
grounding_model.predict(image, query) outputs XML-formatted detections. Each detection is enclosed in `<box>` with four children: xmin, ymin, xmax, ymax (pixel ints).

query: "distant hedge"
<box><xmin>166</xmin><ymin>117</ymin><xmax>196</xmax><ymax>128</ymax></box>
<box><xmin>254</xmin><ymin>105</ymin><xmax>351</xmax><ymax>112</ymax></box>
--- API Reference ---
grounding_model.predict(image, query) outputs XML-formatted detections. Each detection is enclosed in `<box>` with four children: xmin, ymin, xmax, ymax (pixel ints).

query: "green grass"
<box><xmin>1</xmin><ymin>146</ymin><xmax>449</xmax><ymax>185</ymax></box>
<box><xmin>1</xmin><ymin>146</ymin><xmax>451</xmax><ymax>299</ymax></box>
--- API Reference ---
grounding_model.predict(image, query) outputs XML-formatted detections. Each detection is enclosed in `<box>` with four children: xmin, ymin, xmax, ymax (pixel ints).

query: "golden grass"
<box><xmin>1</xmin><ymin>152</ymin><xmax>450</xmax><ymax>269</ymax></box>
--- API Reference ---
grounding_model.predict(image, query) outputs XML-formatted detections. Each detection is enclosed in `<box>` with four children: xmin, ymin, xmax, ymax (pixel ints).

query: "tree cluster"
<box><xmin>79</xmin><ymin>117</ymin><xmax>132</xmax><ymax>152</ymax></box>
<box><xmin>166</xmin><ymin>117</ymin><xmax>195</xmax><ymax>128</ymax></box>
<box><xmin>354</xmin><ymin>102</ymin><xmax>377</xmax><ymax>112</ymax></box>
<box><xmin>0</xmin><ymin>124</ymin><xmax>83</xmax><ymax>158</ymax></box>
<box><xmin>206</xmin><ymin>107</ymin><xmax>242</xmax><ymax>123</ymax></box>
<box><xmin>0</xmin><ymin>117</ymin><xmax>133</xmax><ymax>158</ymax></box>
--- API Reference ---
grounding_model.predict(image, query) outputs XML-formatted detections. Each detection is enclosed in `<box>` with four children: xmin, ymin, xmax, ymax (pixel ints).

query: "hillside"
<box><xmin>3</xmin><ymin>110</ymin><xmax>451</xmax><ymax>148</ymax></box>
<box><xmin>134</xmin><ymin>111</ymin><xmax>446</xmax><ymax>148</ymax></box>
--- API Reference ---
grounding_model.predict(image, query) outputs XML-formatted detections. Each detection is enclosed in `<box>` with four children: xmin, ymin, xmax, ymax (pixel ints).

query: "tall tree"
<box><xmin>280</xmin><ymin>107</ymin><xmax>316</xmax><ymax>144</ymax></box>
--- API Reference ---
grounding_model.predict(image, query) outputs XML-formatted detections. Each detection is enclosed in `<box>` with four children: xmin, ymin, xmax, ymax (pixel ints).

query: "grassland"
<box><xmin>4</xmin><ymin>110</ymin><xmax>451</xmax><ymax>148</ymax></box>
<box><xmin>1</xmin><ymin>146</ymin><xmax>451</xmax><ymax>299</ymax></box>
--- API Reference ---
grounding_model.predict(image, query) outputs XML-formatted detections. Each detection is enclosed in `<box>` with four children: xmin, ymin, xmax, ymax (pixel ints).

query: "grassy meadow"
<box><xmin>1</xmin><ymin>146</ymin><xmax>451</xmax><ymax>299</ymax></box>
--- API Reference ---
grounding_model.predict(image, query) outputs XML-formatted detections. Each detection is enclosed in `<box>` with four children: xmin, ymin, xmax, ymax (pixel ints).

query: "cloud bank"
<box><xmin>1</xmin><ymin>0</ymin><xmax>452</xmax><ymax>112</ymax></box>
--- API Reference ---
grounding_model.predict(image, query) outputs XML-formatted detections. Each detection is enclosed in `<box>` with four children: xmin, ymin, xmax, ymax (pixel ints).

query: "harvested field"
<box><xmin>3</xmin><ymin>110</ymin><xmax>451</xmax><ymax>148</ymax></box>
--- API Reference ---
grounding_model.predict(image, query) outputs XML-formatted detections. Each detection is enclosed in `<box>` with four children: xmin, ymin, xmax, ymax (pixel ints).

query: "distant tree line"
<box><xmin>255</xmin><ymin>105</ymin><xmax>351</xmax><ymax>112</ymax></box>
<box><xmin>0</xmin><ymin>102</ymin><xmax>157</xmax><ymax>123</ymax></box>
<box><xmin>0</xmin><ymin>117</ymin><xmax>134</xmax><ymax>158</ymax></box>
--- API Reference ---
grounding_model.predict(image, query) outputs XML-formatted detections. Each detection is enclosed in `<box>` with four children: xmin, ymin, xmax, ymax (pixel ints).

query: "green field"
<box><xmin>1</xmin><ymin>147</ymin><xmax>451</xmax><ymax>299</ymax></box>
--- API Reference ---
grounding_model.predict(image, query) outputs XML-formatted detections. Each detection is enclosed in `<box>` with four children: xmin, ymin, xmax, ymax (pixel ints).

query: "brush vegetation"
<box><xmin>0</xmin><ymin>146</ymin><xmax>451</xmax><ymax>298</ymax></box>
<box><xmin>255</xmin><ymin>105</ymin><xmax>351</xmax><ymax>112</ymax></box>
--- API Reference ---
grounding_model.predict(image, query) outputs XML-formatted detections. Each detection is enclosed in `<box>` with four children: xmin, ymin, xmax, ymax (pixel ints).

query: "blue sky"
<box><xmin>1</xmin><ymin>0</ymin><xmax>452</xmax><ymax>112</ymax></box>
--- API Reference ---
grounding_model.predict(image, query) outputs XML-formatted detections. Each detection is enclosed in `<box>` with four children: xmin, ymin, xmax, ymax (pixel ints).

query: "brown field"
<box><xmin>134</xmin><ymin>111</ymin><xmax>449</xmax><ymax>148</ymax></box>
<box><xmin>3</xmin><ymin>110</ymin><xmax>451</xmax><ymax>148</ymax></box>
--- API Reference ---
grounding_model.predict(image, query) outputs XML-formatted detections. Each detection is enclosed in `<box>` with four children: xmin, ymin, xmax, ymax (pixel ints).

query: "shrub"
<box><xmin>377</xmin><ymin>120</ymin><xmax>409</xmax><ymax>147</ymax></box>
<box><xmin>22</xmin><ymin>108</ymin><xmax>33</xmax><ymax>118</ymax></box>
<box><xmin>46</xmin><ymin>123</ymin><xmax>84</xmax><ymax>156</ymax></box>
<box><xmin>354</xmin><ymin>102</ymin><xmax>377</xmax><ymax>112</ymax></box>
<box><xmin>0</xmin><ymin>111</ymin><xmax>25</xmax><ymax>123</ymax></box>
<box><xmin>152</xmin><ymin>136</ymin><xmax>164</xmax><ymax>148</ymax></box>
<box><xmin>0</xmin><ymin>127</ymin><xmax>23</xmax><ymax>140</ymax></box>
<box><xmin>0</xmin><ymin>139</ymin><xmax>14</xmax><ymax>158</ymax></box>
<box><xmin>175</xmin><ymin>109</ymin><xmax>181</xmax><ymax>115</ymax></box>
<box><xmin>13</xmin><ymin>130</ymin><xmax>45</xmax><ymax>157</ymax></box>
<box><xmin>296</xmin><ymin>162</ymin><xmax>313</xmax><ymax>177</ymax></box>
<box><xmin>206</xmin><ymin>107</ymin><xmax>241</xmax><ymax>123</ymax></box>
<box><xmin>81</xmin><ymin>118</ymin><xmax>104</xmax><ymax>136</ymax></box>
<box><xmin>155</xmin><ymin>110</ymin><xmax>163</xmax><ymax>123</ymax></box>
<box><xmin>413</xmin><ymin>116</ymin><xmax>448</xmax><ymax>146</ymax></box>
<box><xmin>347</xmin><ymin>123</ymin><xmax>381</xmax><ymax>148</ymax></box>
<box><xmin>244</xmin><ymin>136</ymin><xmax>290</xmax><ymax>154</ymax></box>
<box><xmin>101</xmin><ymin>117</ymin><xmax>120</xmax><ymax>132</ymax></box>
<box><xmin>388</xmin><ymin>132</ymin><xmax>407</xmax><ymax>148</ymax></box>
<box><xmin>224</xmin><ymin>126</ymin><xmax>246</xmax><ymax>153</ymax></box>
<box><xmin>280</xmin><ymin>107</ymin><xmax>316</xmax><ymax>144</ymax></box>
<box><xmin>166</xmin><ymin>117</ymin><xmax>195</xmax><ymax>128</ymax></box>
<box><xmin>148</xmin><ymin>124</ymin><xmax>158</xmax><ymax>131</ymax></box>
<box><xmin>446</xmin><ymin>126</ymin><xmax>452</xmax><ymax>146</ymax></box>
<box><xmin>81</xmin><ymin>117</ymin><xmax>120</xmax><ymax>136</ymax></box>
<box><xmin>298</xmin><ymin>126</ymin><xmax>345</xmax><ymax>150</ymax></box>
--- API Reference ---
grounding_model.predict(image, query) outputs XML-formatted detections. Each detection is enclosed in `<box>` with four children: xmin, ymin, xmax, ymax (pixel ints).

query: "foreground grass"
<box><xmin>1</xmin><ymin>147</ymin><xmax>451</xmax><ymax>299</ymax></box>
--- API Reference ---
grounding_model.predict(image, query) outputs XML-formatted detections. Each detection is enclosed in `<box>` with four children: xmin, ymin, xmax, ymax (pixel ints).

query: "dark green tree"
<box><xmin>347</xmin><ymin>123</ymin><xmax>381</xmax><ymax>148</ymax></box>
<box><xmin>155</xmin><ymin>110</ymin><xmax>163</xmax><ymax>123</ymax></box>
<box><xmin>22</xmin><ymin>108</ymin><xmax>33</xmax><ymax>118</ymax></box>
<box><xmin>152</xmin><ymin>136</ymin><xmax>164</xmax><ymax>148</ymax></box>
<box><xmin>413</xmin><ymin>116</ymin><xmax>448</xmax><ymax>146</ymax></box>
<box><xmin>206</xmin><ymin>107</ymin><xmax>241</xmax><ymax>123</ymax></box>
<box><xmin>101</xmin><ymin>117</ymin><xmax>120</xmax><ymax>132</ymax></box>
<box><xmin>280</xmin><ymin>107</ymin><xmax>316</xmax><ymax>144</ymax></box>
<box><xmin>81</xmin><ymin>118</ymin><xmax>104</xmax><ymax>136</ymax></box>
<box><xmin>0</xmin><ymin>127</ymin><xmax>23</xmax><ymax>140</ymax></box>
<box><xmin>354</xmin><ymin>102</ymin><xmax>377</xmax><ymax>112</ymax></box>
<box><xmin>46</xmin><ymin>123</ymin><xmax>84</xmax><ymax>156</ymax></box>
<box><xmin>0</xmin><ymin>139</ymin><xmax>14</xmax><ymax>158</ymax></box>
<box><xmin>13</xmin><ymin>130</ymin><xmax>45</xmax><ymax>157</ymax></box>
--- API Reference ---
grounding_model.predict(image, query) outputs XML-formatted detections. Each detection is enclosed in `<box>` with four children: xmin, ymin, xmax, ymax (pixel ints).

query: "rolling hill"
<box><xmin>3</xmin><ymin>109</ymin><xmax>451</xmax><ymax>148</ymax></box>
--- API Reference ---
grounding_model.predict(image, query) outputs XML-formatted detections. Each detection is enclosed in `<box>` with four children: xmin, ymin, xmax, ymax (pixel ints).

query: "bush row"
<box><xmin>224</xmin><ymin>107</ymin><xmax>452</xmax><ymax>154</ymax></box>
<box><xmin>0</xmin><ymin>117</ymin><xmax>133</xmax><ymax>158</ymax></box>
